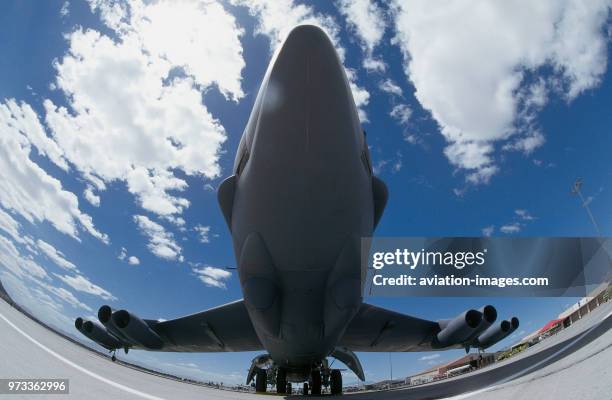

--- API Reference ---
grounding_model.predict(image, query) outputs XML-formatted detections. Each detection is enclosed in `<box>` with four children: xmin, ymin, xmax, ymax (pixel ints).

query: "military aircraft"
<box><xmin>75</xmin><ymin>25</ymin><xmax>518</xmax><ymax>395</ymax></box>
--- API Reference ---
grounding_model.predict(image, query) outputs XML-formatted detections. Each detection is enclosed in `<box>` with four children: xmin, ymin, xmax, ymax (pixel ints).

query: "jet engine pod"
<box><xmin>112</xmin><ymin>310</ymin><xmax>163</xmax><ymax>349</ymax></box>
<box><xmin>510</xmin><ymin>317</ymin><xmax>520</xmax><ymax>332</ymax></box>
<box><xmin>80</xmin><ymin>320</ymin><xmax>122</xmax><ymax>350</ymax></box>
<box><xmin>476</xmin><ymin>319</ymin><xmax>513</xmax><ymax>349</ymax></box>
<box><xmin>435</xmin><ymin>309</ymin><xmax>483</xmax><ymax>348</ymax></box>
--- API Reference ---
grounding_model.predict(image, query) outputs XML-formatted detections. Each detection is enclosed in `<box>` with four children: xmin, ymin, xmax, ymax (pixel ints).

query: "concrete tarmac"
<box><xmin>0</xmin><ymin>298</ymin><xmax>610</xmax><ymax>400</ymax></box>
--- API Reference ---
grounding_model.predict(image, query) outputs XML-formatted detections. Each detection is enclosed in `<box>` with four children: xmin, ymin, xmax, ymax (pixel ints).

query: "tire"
<box><xmin>286</xmin><ymin>383</ymin><xmax>292</xmax><ymax>394</ymax></box>
<box><xmin>311</xmin><ymin>369</ymin><xmax>322</xmax><ymax>395</ymax></box>
<box><xmin>111</xmin><ymin>355</ymin><xmax>116</xmax><ymax>362</ymax></box>
<box><xmin>276</xmin><ymin>368</ymin><xmax>287</xmax><ymax>394</ymax></box>
<box><xmin>255</xmin><ymin>369</ymin><xmax>267</xmax><ymax>393</ymax></box>
<box><xmin>303</xmin><ymin>382</ymin><xmax>309</xmax><ymax>395</ymax></box>
<box><xmin>330</xmin><ymin>369</ymin><xmax>342</xmax><ymax>395</ymax></box>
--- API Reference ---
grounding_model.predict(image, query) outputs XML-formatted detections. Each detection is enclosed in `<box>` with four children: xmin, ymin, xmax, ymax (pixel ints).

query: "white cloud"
<box><xmin>391</xmin><ymin>0</ymin><xmax>612</xmax><ymax>183</ymax></box>
<box><xmin>43</xmin><ymin>0</ymin><xmax>246</xmax><ymax>218</ymax></box>
<box><xmin>1</xmin><ymin>271</ymin><xmax>75</xmax><ymax>332</ymax></box>
<box><xmin>482</xmin><ymin>225</ymin><xmax>495</xmax><ymax>237</ymax></box>
<box><xmin>60</xmin><ymin>1</ymin><xmax>70</xmax><ymax>17</ymax></box>
<box><xmin>54</xmin><ymin>273</ymin><xmax>117</xmax><ymax>301</ymax></box>
<box><xmin>515</xmin><ymin>209</ymin><xmax>535</xmax><ymax>221</ymax></box>
<box><xmin>39</xmin><ymin>282</ymin><xmax>92</xmax><ymax>312</ymax></box>
<box><xmin>233</xmin><ymin>0</ymin><xmax>371</xmax><ymax>121</ymax></box>
<box><xmin>194</xmin><ymin>225</ymin><xmax>211</xmax><ymax>243</ymax></box>
<box><xmin>500</xmin><ymin>223</ymin><xmax>521</xmax><ymax>234</ymax></box>
<box><xmin>192</xmin><ymin>265</ymin><xmax>231</xmax><ymax>289</ymax></box>
<box><xmin>0</xmin><ymin>100</ymin><xmax>107</xmax><ymax>243</ymax></box>
<box><xmin>0</xmin><ymin>208</ymin><xmax>23</xmax><ymax>245</ymax></box>
<box><xmin>379</xmin><ymin>78</ymin><xmax>403</xmax><ymax>96</ymax></box>
<box><xmin>83</xmin><ymin>186</ymin><xmax>100</xmax><ymax>207</ymax></box>
<box><xmin>0</xmin><ymin>235</ymin><xmax>48</xmax><ymax>281</ymax></box>
<box><xmin>36</xmin><ymin>239</ymin><xmax>78</xmax><ymax>271</ymax></box>
<box><xmin>337</xmin><ymin>0</ymin><xmax>387</xmax><ymax>72</ymax></box>
<box><xmin>133</xmin><ymin>215</ymin><xmax>182</xmax><ymax>261</ymax></box>
<box><xmin>118</xmin><ymin>247</ymin><xmax>140</xmax><ymax>265</ymax></box>
<box><xmin>390</xmin><ymin>104</ymin><xmax>412</xmax><ymax>126</ymax></box>
<box><xmin>419</xmin><ymin>353</ymin><xmax>440</xmax><ymax>361</ymax></box>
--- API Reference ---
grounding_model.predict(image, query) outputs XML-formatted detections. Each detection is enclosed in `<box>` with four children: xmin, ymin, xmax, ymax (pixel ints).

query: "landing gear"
<box><xmin>110</xmin><ymin>349</ymin><xmax>117</xmax><ymax>362</ymax></box>
<box><xmin>276</xmin><ymin>368</ymin><xmax>287</xmax><ymax>394</ymax></box>
<box><xmin>286</xmin><ymin>382</ymin><xmax>292</xmax><ymax>394</ymax></box>
<box><xmin>311</xmin><ymin>369</ymin><xmax>322</xmax><ymax>395</ymax></box>
<box><xmin>255</xmin><ymin>369</ymin><xmax>267</xmax><ymax>393</ymax></box>
<box><xmin>303</xmin><ymin>382</ymin><xmax>309</xmax><ymax>395</ymax></box>
<box><xmin>330</xmin><ymin>369</ymin><xmax>342</xmax><ymax>395</ymax></box>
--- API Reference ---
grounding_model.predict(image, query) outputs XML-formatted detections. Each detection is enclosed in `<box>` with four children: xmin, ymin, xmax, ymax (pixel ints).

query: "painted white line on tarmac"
<box><xmin>443</xmin><ymin>309</ymin><xmax>612</xmax><ymax>400</ymax></box>
<box><xmin>0</xmin><ymin>312</ymin><xmax>167</xmax><ymax>400</ymax></box>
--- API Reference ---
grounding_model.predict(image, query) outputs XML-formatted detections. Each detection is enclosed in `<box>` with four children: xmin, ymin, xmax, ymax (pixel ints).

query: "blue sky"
<box><xmin>0</xmin><ymin>0</ymin><xmax>611</xmax><ymax>385</ymax></box>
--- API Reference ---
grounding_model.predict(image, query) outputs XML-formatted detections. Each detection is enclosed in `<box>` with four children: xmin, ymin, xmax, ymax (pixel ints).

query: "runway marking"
<box><xmin>442</xmin><ymin>309</ymin><xmax>612</xmax><ymax>400</ymax></box>
<box><xmin>0</xmin><ymin>312</ymin><xmax>168</xmax><ymax>400</ymax></box>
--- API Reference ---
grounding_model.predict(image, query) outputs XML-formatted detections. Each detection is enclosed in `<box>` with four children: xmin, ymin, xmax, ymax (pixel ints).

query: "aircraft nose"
<box><xmin>251</xmin><ymin>24</ymin><xmax>362</xmax><ymax>163</ymax></box>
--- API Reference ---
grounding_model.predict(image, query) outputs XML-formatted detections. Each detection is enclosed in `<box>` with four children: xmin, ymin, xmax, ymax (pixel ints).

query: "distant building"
<box><xmin>558</xmin><ymin>282</ymin><xmax>610</xmax><ymax>328</ymax></box>
<box><xmin>405</xmin><ymin>353</ymin><xmax>495</xmax><ymax>386</ymax></box>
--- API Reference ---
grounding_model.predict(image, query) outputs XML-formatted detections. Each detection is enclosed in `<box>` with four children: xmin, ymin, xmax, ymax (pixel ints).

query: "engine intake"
<box><xmin>98</xmin><ymin>305</ymin><xmax>132</xmax><ymax>345</ymax></box>
<box><xmin>435</xmin><ymin>309</ymin><xmax>483</xmax><ymax>348</ymax></box>
<box><xmin>111</xmin><ymin>309</ymin><xmax>163</xmax><ymax>349</ymax></box>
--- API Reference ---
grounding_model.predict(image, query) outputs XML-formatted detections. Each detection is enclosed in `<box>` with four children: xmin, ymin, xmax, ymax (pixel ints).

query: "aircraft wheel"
<box><xmin>286</xmin><ymin>382</ymin><xmax>292</xmax><ymax>394</ymax></box>
<box><xmin>311</xmin><ymin>369</ymin><xmax>322</xmax><ymax>395</ymax></box>
<box><xmin>303</xmin><ymin>382</ymin><xmax>309</xmax><ymax>395</ymax></box>
<box><xmin>255</xmin><ymin>369</ymin><xmax>267</xmax><ymax>393</ymax></box>
<box><xmin>330</xmin><ymin>369</ymin><xmax>342</xmax><ymax>395</ymax></box>
<box><xmin>276</xmin><ymin>368</ymin><xmax>287</xmax><ymax>394</ymax></box>
<box><xmin>111</xmin><ymin>355</ymin><xmax>116</xmax><ymax>362</ymax></box>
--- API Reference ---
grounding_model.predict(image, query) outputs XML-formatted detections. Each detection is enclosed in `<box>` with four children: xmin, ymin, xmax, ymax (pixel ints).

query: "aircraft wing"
<box><xmin>149</xmin><ymin>299</ymin><xmax>263</xmax><ymax>352</ymax></box>
<box><xmin>338</xmin><ymin>302</ymin><xmax>440</xmax><ymax>352</ymax></box>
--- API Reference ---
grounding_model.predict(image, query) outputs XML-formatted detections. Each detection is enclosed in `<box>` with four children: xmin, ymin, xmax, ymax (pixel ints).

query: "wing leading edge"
<box><xmin>76</xmin><ymin>299</ymin><xmax>263</xmax><ymax>353</ymax></box>
<box><xmin>338</xmin><ymin>303</ymin><xmax>519</xmax><ymax>353</ymax></box>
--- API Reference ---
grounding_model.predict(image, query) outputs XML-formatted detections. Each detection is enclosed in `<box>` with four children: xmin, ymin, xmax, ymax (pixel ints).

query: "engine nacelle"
<box><xmin>434</xmin><ymin>309</ymin><xmax>483</xmax><ymax>348</ymax></box>
<box><xmin>111</xmin><ymin>309</ymin><xmax>163</xmax><ymax>349</ymax></box>
<box><xmin>465</xmin><ymin>305</ymin><xmax>497</xmax><ymax>342</ymax></box>
<box><xmin>98</xmin><ymin>305</ymin><xmax>133</xmax><ymax>345</ymax></box>
<box><xmin>75</xmin><ymin>318</ymin><xmax>122</xmax><ymax>350</ymax></box>
<box><xmin>476</xmin><ymin>316</ymin><xmax>519</xmax><ymax>349</ymax></box>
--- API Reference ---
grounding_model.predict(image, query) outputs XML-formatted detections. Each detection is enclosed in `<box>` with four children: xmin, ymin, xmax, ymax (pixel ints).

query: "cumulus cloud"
<box><xmin>0</xmin><ymin>100</ymin><xmax>108</xmax><ymax>243</ymax></box>
<box><xmin>390</xmin><ymin>104</ymin><xmax>412</xmax><ymax>126</ymax></box>
<box><xmin>500</xmin><ymin>223</ymin><xmax>521</xmax><ymax>234</ymax></box>
<box><xmin>127</xmin><ymin>256</ymin><xmax>140</xmax><ymax>265</ymax></box>
<box><xmin>54</xmin><ymin>273</ymin><xmax>117</xmax><ymax>301</ymax></box>
<box><xmin>194</xmin><ymin>225</ymin><xmax>211</xmax><ymax>244</ymax></box>
<box><xmin>233</xmin><ymin>0</ymin><xmax>371</xmax><ymax>121</ymax></box>
<box><xmin>391</xmin><ymin>0</ymin><xmax>612</xmax><ymax>183</ymax></box>
<box><xmin>42</xmin><ymin>0</ymin><xmax>246</xmax><ymax>217</ymax></box>
<box><xmin>83</xmin><ymin>186</ymin><xmax>100</xmax><ymax>207</ymax></box>
<box><xmin>39</xmin><ymin>282</ymin><xmax>92</xmax><ymax>312</ymax></box>
<box><xmin>0</xmin><ymin>235</ymin><xmax>48</xmax><ymax>281</ymax></box>
<box><xmin>36</xmin><ymin>239</ymin><xmax>78</xmax><ymax>271</ymax></box>
<box><xmin>133</xmin><ymin>215</ymin><xmax>182</xmax><ymax>261</ymax></box>
<box><xmin>337</xmin><ymin>0</ymin><xmax>387</xmax><ymax>72</ymax></box>
<box><xmin>192</xmin><ymin>265</ymin><xmax>232</xmax><ymax>289</ymax></box>
<box><xmin>482</xmin><ymin>225</ymin><xmax>495</xmax><ymax>237</ymax></box>
<box><xmin>0</xmin><ymin>208</ymin><xmax>23</xmax><ymax>245</ymax></box>
<box><xmin>515</xmin><ymin>209</ymin><xmax>535</xmax><ymax>221</ymax></box>
<box><xmin>379</xmin><ymin>78</ymin><xmax>403</xmax><ymax>96</ymax></box>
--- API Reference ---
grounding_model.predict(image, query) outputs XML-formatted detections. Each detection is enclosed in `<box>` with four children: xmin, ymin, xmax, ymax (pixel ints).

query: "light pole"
<box><xmin>571</xmin><ymin>178</ymin><xmax>602</xmax><ymax>236</ymax></box>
